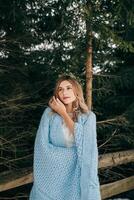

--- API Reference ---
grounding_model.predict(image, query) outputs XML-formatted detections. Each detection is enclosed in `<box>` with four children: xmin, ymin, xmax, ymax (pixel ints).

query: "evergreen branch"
<box><xmin>98</xmin><ymin>129</ymin><xmax>118</xmax><ymax>148</ymax></box>
<box><xmin>94</xmin><ymin>74</ymin><xmax>120</xmax><ymax>78</ymax></box>
<box><xmin>0</xmin><ymin>154</ymin><xmax>33</xmax><ymax>166</ymax></box>
<box><xmin>97</xmin><ymin>115</ymin><xmax>128</xmax><ymax>125</ymax></box>
<box><xmin>0</xmin><ymin>103</ymin><xmax>46</xmax><ymax>112</ymax></box>
<box><xmin>0</xmin><ymin>196</ymin><xmax>28</xmax><ymax>200</ymax></box>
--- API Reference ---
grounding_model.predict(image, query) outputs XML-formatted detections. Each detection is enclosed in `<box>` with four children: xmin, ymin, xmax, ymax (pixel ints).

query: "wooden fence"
<box><xmin>0</xmin><ymin>149</ymin><xmax>134</xmax><ymax>199</ymax></box>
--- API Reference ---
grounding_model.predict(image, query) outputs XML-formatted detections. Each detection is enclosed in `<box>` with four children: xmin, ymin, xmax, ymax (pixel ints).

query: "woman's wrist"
<box><xmin>60</xmin><ymin>111</ymin><xmax>74</xmax><ymax>133</ymax></box>
<box><xmin>60</xmin><ymin>110</ymin><xmax>68</xmax><ymax>117</ymax></box>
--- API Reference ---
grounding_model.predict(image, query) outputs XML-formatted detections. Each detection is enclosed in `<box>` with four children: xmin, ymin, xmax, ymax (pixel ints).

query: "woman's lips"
<box><xmin>63</xmin><ymin>97</ymin><xmax>70</xmax><ymax>99</ymax></box>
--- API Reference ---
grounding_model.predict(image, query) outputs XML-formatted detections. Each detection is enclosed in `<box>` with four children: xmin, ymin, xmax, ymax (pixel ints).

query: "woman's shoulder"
<box><xmin>44</xmin><ymin>106</ymin><xmax>52</xmax><ymax>112</ymax></box>
<box><xmin>80</xmin><ymin>110</ymin><xmax>96</xmax><ymax>123</ymax></box>
<box><xmin>80</xmin><ymin>109</ymin><xmax>96</xmax><ymax>117</ymax></box>
<box><xmin>42</xmin><ymin>106</ymin><xmax>53</xmax><ymax>117</ymax></box>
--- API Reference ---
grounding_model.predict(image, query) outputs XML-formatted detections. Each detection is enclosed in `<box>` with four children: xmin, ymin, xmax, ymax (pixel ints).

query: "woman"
<box><xmin>29</xmin><ymin>75</ymin><xmax>101</xmax><ymax>200</ymax></box>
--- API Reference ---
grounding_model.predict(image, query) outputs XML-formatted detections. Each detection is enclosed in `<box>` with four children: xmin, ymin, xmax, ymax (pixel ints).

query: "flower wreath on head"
<box><xmin>58</xmin><ymin>72</ymin><xmax>82</xmax><ymax>85</ymax></box>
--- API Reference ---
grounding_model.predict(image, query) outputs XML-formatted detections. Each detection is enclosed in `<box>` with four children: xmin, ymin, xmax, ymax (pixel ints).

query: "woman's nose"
<box><xmin>63</xmin><ymin>89</ymin><xmax>68</xmax><ymax>95</ymax></box>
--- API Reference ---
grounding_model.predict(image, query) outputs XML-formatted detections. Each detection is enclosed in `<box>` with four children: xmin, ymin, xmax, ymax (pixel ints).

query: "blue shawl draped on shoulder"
<box><xmin>29</xmin><ymin>106</ymin><xmax>101</xmax><ymax>200</ymax></box>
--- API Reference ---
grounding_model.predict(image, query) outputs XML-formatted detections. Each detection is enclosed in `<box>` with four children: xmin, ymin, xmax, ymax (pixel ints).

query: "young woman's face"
<box><xmin>58</xmin><ymin>80</ymin><xmax>76</xmax><ymax>105</ymax></box>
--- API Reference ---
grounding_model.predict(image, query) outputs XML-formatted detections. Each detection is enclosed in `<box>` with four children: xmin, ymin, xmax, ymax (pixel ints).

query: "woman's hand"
<box><xmin>49</xmin><ymin>96</ymin><xmax>67</xmax><ymax>116</ymax></box>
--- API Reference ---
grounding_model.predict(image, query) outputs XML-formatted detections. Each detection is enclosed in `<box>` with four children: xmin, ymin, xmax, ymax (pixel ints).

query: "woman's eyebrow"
<box><xmin>58</xmin><ymin>85</ymin><xmax>72</xmax><ymax>88</ymax></box>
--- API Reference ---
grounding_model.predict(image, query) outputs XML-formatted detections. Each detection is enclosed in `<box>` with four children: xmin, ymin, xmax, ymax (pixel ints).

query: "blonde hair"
<box><xmin>49</xmin><ymin>75</ymin><xmax>89</xmax><ymax>121</ymax></box>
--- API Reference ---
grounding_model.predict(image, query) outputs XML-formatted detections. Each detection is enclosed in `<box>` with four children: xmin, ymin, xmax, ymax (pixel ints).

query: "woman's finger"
<box><xmin>53</xmin><ymin>96</ymin><xmax>57</xmax><ymax>102</ymax></box>
<box><xmin>53</xmin><ymin>96</ymin><xmax>59</xmax><ymax>105</ymax></box>
<box><xmin>49</xmin><ymin>99</ymin><xmax>52</xmax><ymax>105</ymax></box>
<box><xmin>56</xmin><ymin>98</ymin><xmax>61</xmax><ymax>103</ymax></box>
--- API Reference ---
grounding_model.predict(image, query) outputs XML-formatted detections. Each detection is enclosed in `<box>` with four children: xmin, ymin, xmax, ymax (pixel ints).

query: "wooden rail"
<box><xmin>101</xmin><ymin>176</ymin><xmax>134</xmax><ymax>199</ymax></box>
<box><xmin>0</xmin><ymin>167</ymin><xmax>33</xmax><ymax>192</ymax></box>
<box><xmin>0</xmin><ymin>149</ymin><xmax>134</xmax><ymax>199</ymax></box>
<box><xmin>99</xmin><ymin>149</ymin><xmax>134</xmax><ymax>169</ymax></box>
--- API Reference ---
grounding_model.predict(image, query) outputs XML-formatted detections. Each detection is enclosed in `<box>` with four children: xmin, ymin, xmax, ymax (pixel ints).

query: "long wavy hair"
<box><xmin>49</xmin><ymin>75</ymin><xmax>89</xmax><ymax>121</ymax></box>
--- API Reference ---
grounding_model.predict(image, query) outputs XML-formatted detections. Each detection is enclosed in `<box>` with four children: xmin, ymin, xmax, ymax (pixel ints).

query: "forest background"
<box><xmin>0</xmin><ymin>0</ymin><xmax>134</xmax><ymax>199</ymax></box>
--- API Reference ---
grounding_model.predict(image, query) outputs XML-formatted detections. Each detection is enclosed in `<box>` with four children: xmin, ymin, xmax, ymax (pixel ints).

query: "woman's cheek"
<box><xmin>58</xmin><ymin>94</ymin><xmax>62</xmax><ymax>101</ymax></box>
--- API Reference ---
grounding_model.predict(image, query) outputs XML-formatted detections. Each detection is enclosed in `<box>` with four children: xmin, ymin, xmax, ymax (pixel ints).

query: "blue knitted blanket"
<box><xmin>29</xmin><ymin>106</ymin><xmax>101</xmax><ymax>200</ymax></box>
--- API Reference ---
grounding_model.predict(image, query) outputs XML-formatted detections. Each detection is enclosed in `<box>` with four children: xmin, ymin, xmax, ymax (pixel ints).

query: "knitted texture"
<box><xmin>29</xmin><ymin>107</ymin><xmax>101</xmax><ymax>200</ymax></box>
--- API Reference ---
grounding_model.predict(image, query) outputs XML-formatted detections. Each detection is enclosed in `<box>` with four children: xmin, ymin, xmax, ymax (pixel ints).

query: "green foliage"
<box><xmin>0</xmin><ymin>1</ymin><xmax>134</xmax><ymax>198</ymax></box>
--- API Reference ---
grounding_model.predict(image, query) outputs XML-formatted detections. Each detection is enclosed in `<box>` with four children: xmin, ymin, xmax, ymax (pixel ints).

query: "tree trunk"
<box><xmin>85</xmin><ymin>32</ymin><xmax>93</xmax><ymax>110</ymax></box>
<box><xmin>85</xmin><ymin>1</ymin><xmax>93</xmax><ymax>110</ymax></box>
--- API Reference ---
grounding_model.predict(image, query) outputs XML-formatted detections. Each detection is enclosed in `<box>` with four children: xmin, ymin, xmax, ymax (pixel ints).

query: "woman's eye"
<box><xmin>58</xmin><ymin>87</ymin><xmax>72</xmax><ymax>92</ymax></box>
